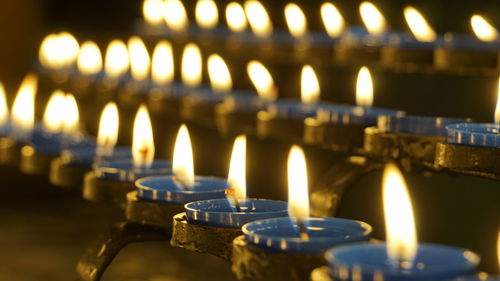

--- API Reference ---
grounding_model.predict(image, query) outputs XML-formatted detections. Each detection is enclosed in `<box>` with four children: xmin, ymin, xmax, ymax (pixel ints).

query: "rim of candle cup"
<box><xmin>93</xmin><ymin>159</ymin><xmax>172</xmax><ymax>182</ymax></box>
<box><xmin>242</xmin><ymin>217</ymin><xmax>372</xmax><ymax>254</ymax></box>
<box><xmin>446</xmin><ymin>123</ymin><xmax>500</xmax><ymax>148</ymax></box>
<box><xmin>377</xmin><ymin>115</ymin><xmax>471</xmax><ymax>137</ymax></box>
<box><xmin>326</xmin><ymin>242</ymin><xmax>480</xmax><ymax>281</ymax></box>
<box><xmin>184</xmin><ymin>198</ymin><xmax>289</xmax><ymax>228</ymax></box>
<box><xmin>61</xmin><ymin>145</ymin><xmax>132</xmax><ymax>166</ymax></box>
<box><xmin>441</xmin><ymin>33</ymin><xmax>500</xmax><ymax>50</ymax></box>
<box><xmin>135</xmin><ymin>175</ymin><xmax>229</xmax><ymax>205</ymax></box>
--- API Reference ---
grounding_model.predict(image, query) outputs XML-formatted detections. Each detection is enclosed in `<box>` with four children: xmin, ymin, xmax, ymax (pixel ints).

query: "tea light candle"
<box><xmin>326</xmin><ymin>163</ymin><xmax>479</xmax><ymax>281</ymax></box>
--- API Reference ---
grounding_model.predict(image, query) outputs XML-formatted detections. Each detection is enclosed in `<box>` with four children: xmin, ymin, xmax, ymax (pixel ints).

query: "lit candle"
<box><xmin>38</xmin><ymin>32</ymin><xmax>79</xmax><ymax>84</ymax></box>
<box><xmin>98</xmin><ymin>39</ymin><xmax>130</xmax><ymax>94</ymax></box>
<box><xmin>326</xmin><ymin>163</ymin><xmax>479</xmax><ymax>281</ymax></box>
<box><xmin>456</xmin><ymin>231</ymin><xmax>500</xmax><ymax>280</ymax></box>
<box><xmin>71</xmin><ymin>40</ymin><xmax>103</xmax><ymax>97</ymax></box>
<box><xmin>233</xmin><ymin>145</ymin><xmax>372</xmax><ymax>280</ymax></box>
<box><xmin>83</xmin><ymin>105</ymin><xmax>171</xmax><ymax>206</ymax></box>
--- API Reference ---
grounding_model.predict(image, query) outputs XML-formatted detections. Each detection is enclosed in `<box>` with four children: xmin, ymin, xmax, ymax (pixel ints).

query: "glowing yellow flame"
<box><xmin>287</xmin><ymin>145</ymin><xmax>309</xmax><ymax>221</ymax></box>
<box><xmin>356</xmin><ymin>66</ymin><xmax>374</xmax><ymax>107</ymax></box>
<box><xmin>359</xmin><ymin>1</ymin><xmax>388</xmax><ymax>36</ymax></box>
<box><xmin>42</xmin><ymin>90</ymin><xmax>66</xmax><ymax>133</ymax></box>
<box><xmin>77</xmin><ymin>41</ymin><xmax>103</xmax><ymax>75</ymax></box>
<box><xmin>321</xmin><ymin>3</ymin><xmax>345</xmax><ymax>38</ymax></box>
<box><xmin>496</xmin><ymin>77</ymin><xmax>500</xmax><ymax>124</ymax></box>
<box><xmin>132</xmin><ymin>105</ymin><xmax>155</xmax><ymax>168</ymax></box>
<box><xmin>173</xmin><ymin>124</ymin><xmax>195</xmax><ymax>186</ymax></box>
<box><xmin>208</xmin><ymin>54</ymin><xmax>232</xmax><ymax>93</ymax></box>
<box><xmin>128</xmin><ymin>36</ymin><xmax>150</xmax><ymax>81</ymax></box>
<box><xmin>247</xmin><ymin>60</ymin><xmax>277</xmax><ymax>100</ymax></box>
<box><xmin>151</xmin><ymin>40</ymin><xmax>175</xmax><ymax>85</ymax></box>
<box><xmin>383</xmin><ymin>163</ymin><xmax>418</xmax><ymax>264</ymax></box>
<box><xmin>11</xmin><ymin>74</ymin><xmax>37</xmax><ymax>132</ymax></box>
<box><xmin>164</xmin><ymin>0</ymin><xmax>188</xmax><ymax>32</ymax></box>
<box><xmin>63</xmin><ymin>94</ymin><xmax>80</xmax><ymax>134</ymax></box>
<box><xmin>105</xmin><ymin>40</ymin><xmax>130</xmax><ymax>78</ymax></box>
<box><xmin>244</xmin><ymin>1</ymin><xmax>273</xmax><ymax>38</ymax></box>
<box><xmin>226</xmin><ymin>2</ymin><xmax>247</xmax><ymax>32</ymax></box>
<box><xmin>284</xmin><ymin>3</ymin><xmax>307</xmax><ymax>38</ymax></box>
<box><xmin>227</xmin><ymin>135</ymin><xmax>247</xmax><ymax>201</ymax></box>
<box><xmin>196</xmin><ymin>0</ymin><xmax>219</xmax><ymax>29</ymax></box>
<box><xmin>143</xmin><ymin>0</ymin><xmax>165</xmax><ymax>25</ymax></box>
<box><xmin>97</xmin><ymin>102</ymin><xmax>119</xmax><ymax>154</ymax></box>
<box><xmin>39</xmin><ymin>33</ymin><xmax>57</xmax><ymax>68</ymax></box>
<box><xmin>404</xmin><ymin>6</ymin><xmax>436</xmax><ymax>42</ymax></box>
<box><xmin>0</xmin><ymin>83</ymin><xmax>8</xmax><ymax>126</ymax></box>
<box><xmin>301</xmin><ymin>65</ymin><xmax>320</xmax><ymax>104</ymax></box>
<box><xmin>39</xmin><ymin>32</ymin><xmax>80</xmax><ymax>69</ymax></box>
<box><xmin>181</xmin><ymin>43</ymin><xmax>203</xmax><ymax>87</ymax></box>
<box><xmin>471</xmin><ymin>15</ymin><xmax>498</xmax><ymax>42</ymax></box>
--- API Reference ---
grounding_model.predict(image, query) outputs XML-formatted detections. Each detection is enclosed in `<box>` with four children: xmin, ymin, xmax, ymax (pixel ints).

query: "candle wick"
<box><xmin>225</xmin><ymin>189</ymin><xmax>242</xmax><ymax>212</ymax></box>
<box><xmin>297</xmin><ymin>219</ymin><xmax>310</xmax><ymax>241</ymax></box>
<box><xmin>172</xmin><ymin>175</ymin><xmax>190</xmax><ymax>191</ymax></box>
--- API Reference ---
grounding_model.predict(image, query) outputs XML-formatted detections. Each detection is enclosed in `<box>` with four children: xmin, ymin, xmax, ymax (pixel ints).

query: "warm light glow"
<box><xmin>173</xmin><ymin>124</ymin><xmax>195</xmax><ymax>186</ymax></box>
<box><xmin>12</xmin><ymin>74</ymin><xmax>37</xmax><ymax>132</ymax></box>
<box><xmin>226</xmin><ymin>2</ymin><xmax>247</xmax><ymax>32</ymax></box>
<box><xmin>181</xmin><ymin>43</ymin><xmax>203</xmax><ymax>87</ymax></box>
<box><xmin>284</xmin><ymin>3</ymin><xmax>308</xmax><ymax>37</ymax></box>
<box><xmin>244</xmin><ymin>0</ymin><xmax>273</xmax><ymax>38</ymax></box>
<box><xmin>287</xmin><ymin>145</ymin><xmax>309</xmax><ymax>221</ymax></box>
<box><xmin>196</xmin><ymin>0</ymin><xmax>219</xmax><ymax>29</ymax></box>
<box><xmin>404</xmin><ymin>6</ymin><xmax>437</xmax><ymax>42</ymax></box>
<box><xmin>356</xmin><ymin>66</ymin><xmax>374</xmax><ymax>107</ymax></box>
<box><xmin>301</xmin><ymin>65</ymin><xmax>320</xmax><ymax>104</ymax></box>
<box><xmin>151</xmin><ymin>40</ymin><xmax>175</xmax><ymax>85</ymax></box>
<box><xmin>227</xmin><ymin>135</ymin><xmax>247</xmax><ymax>201</ymax></box>
<box><xmin>63</xmin><ymin>94</ymin><xmax>80</xmax><ymax>134</ymax></box>
<box><xmin>208</xmin><ymin>54</ymin><xmax>232</xmax><ymax>93</ymax></box>
<box><xmin>128</xmin><ymin>36</ymin><xmax>150</xmax><ymax>81</ymax></box>
<box><xmin>495</xmin><ymin>77</ymin><xmax>500</xmax><ymax>124</ymax></box>
<box><xmin>0</xmin><ymin>83</ymin><xmax>8</xmax><ymax>126</ymax></box>
<box><xmin>164</xmin><ymin>0</ymin><xmax>188</xmax><ymax>32</ymax></box>
<box><xmin>471</xmin><ymin>15</ymin><xmax>498</xmax><ymax>42</ymax></box>
<box><xmin>104</xmin><ymin>40</ymin><xmax>130</xmax><ymax>78</ymax></box>
<box><xmin>383</xmin><ymin>163</ymin><xmax>418</xmax><ymax>264</ymax></box>
<box><xmin>321</xmin><ymin>3</ymin><xmax>345</xmax><ymax>38</ymax></box>
<box><xmin>132</xmin><ymin>105</ymin><xmax>155</xmax><ymax>168</ymax></box>
<box><xmin>42</xmin><ymin>90</ymin><xmax>66</xmax><ymax>133</ymax></box>
<box><xmin>77</xmin><ymin>41</ymin><xmax>103</xmax><ymax>75</ymax></box>
<box><xmin>247</xmin><ymin>60</ymin><xmax>277</xmax><ymax>100</ymax></box>
<box><xmin>39</xmin><ymin>32</ymin><xmax>80</xmax><ymax>69</ymax></box>
<box><xmin>359</xmin><ymin>1</ymin><xmax>388</xmax><ymax>36</ymax></box>
<box><xmin>38</xmin><ymin>33</ymin><xmax>57</xmax><ymax>68</ymax></box>
<box><xmin>97</xmin><ymin>102</ymin><xmax>119</xmax><ymax>155</ymax></box>
<box><xmin>143</xmin><ymin>0</ymin><xmax>165</xmax><ymax>25</ymax></box>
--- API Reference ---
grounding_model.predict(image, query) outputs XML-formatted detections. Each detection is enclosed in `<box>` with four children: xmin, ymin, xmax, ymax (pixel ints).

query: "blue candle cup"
<box><xmin>454</xmin><ymin>275</ymin><xmax>500</xmax><ymax>281</ymax></box>
<box><xmin>93</xmin><ymin>159</ymin><xmax>172</xmax><ymax>182</ymax></box>
<box><xmin>242</xmin><ymin>217</ymin><xmax>372</xmax><ymax>254</ymax></box>
<box><xmin>135</xmin><ymin>175</ymin><xmax>228</xmax><ymax>205</ymax></box>
<box><xmin>317</xmin><ymin>105</ymin><xmax>405</xmax><ymax>127</ymax></box>
<box><xmin>181</xmin><ymin>87</ymin><xmax>226</xmax><ymax>127</ymax></box>
<box><xmin>60</xmin><ymin>145</ymin><xmax>132</xmax><ymax>167</ymax></box>
<box><xmin>148</xmin><ymin>82</ymin><xmax>191</xmax><ymax>120</ymax></box>
<box><xmin>381</xmin><ymin>32</ymin><xmax>442</xmax><ymax>66</ymax></box>
<box><xmin>446</xmin><ymin>123</ymin><xmax>500</xmax><ymax>148</ymax></box>
<box><xmin>334</xmin><ymin>26</ymin><xmax>392</xmax><ymax>63</ymax></box>
<box><xmin>184</xmin><ymin>198</ymin><xmax>288</xmax><ymax>228</ymax></box>
<box><xmin>377</xmin><ymin>116</ymin><xmax>470</xmax><ymax>137</ymax></box>
<box><xmin>326</xmin><ymin>242</ymin><xmax>480</xmax><ymax>281</ymax></box>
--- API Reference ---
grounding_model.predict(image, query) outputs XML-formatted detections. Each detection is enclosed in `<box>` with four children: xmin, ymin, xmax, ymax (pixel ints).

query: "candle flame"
<box><xmin>284</xmin><ymin>3</ymin><xmax>308</xmax><ymax>38</ymax></box>
<box><xmin>173</xmin><ymin>124</ymin><xmax>195</xmax><ymax>187</ymax></box>
<box><xmin>244</xmin><ymin>0</ymin><xmax>273</xmax><ymax>38</ymax></box>
<box><xmin>383</xmin><ymin>163</ymin><xmax>418</xmax><ymax>265</ymax></box>
<box><xmin>62</xmin><ymin>94</ymin><xmax>80</xmax><ymax>134</ymax></box>
<box><xmin>321</xmin><ymin>2</ymin><xmax>345</xmax><ymax>38</ymax></box>
<box><xmin>196</xmin><ymin>0</ymin><xmax>219</xmax><ymax>29</ymax></box>
<box><xmin>359</xmin><ymin>1</ymin><xmax>388</xmax><ymax>36</ymax></box>
<box><xmin>42</xmin><ymin>90</ymin><xmax>66</xmax><ymax>133</ymax></box>
<box><xmin>77</xmin><ymin>41</ymin><xmax>103</xmax><ymax>75</ymax></box>
<box><xmin>356</xmin><ymin>66</ymin><xmax>374</xmax><ymax>107</ymax></box>
<box><xmin>226</xmin><ymin>2</ymin><xmax>247</xmax><ymax>32</ymax></box>
<box><xmin>496</xmin><ymin>77</ymin><xmax>500</xmax><ymax>124</ymax></box>
<box><xmin>128</xmin><ymin>36</ymin><xmax>150</xmax><ymax>81</ymax></box>
<box><xmin>151</xmin><ymin>40</ymin><xmax>175</xmax><ymax>85</ymax></box>
<box><xmin>471</xmin><ymin>15</ymin><xmax>498</xmax><ymax>42</ymax></box>
<box><xmin>181</xmin><ymin>43</ymin><xmax>203</xmax><ymax>87</ymax></box>
<box><xmin>164</xmin><ymin>0</ymin><xmax>188</xmax><ymax>32</ymax></box>
<box><xmin>97</xmin><ymin>102</ymin><xmax>119</xmax><ymax>155</ymax></box>
<box><xmin>12</xmin><ymin>74</ymin><xmax>37</xmax><ymax>133</ymax></box>
<box><xmin>143</xmin><ymin>0</ymin><xmax>165</xmax><ymax>25</ymax></box>
<box><xmin>227</xmin><ymin>135</ymin><xmax>247</xmax><ymax>201</ymax></box>
<box><xmin>0</xmin><ymin>83</ymin><xmax>8</xmax><ymax>126</ymax></box>
<box><xmin>404</xmin><ymin>6</ymin><xmax>437</xmax><ymax>42</ymax></box>
<box><xmin>287</xmin><ymin>145</ymin><xmax>309</xmax><ymax>221</ymax></box>
<box><xmin>105</xmin><ymin>40</ymin><xmax>130</xmax><ymax>78</ymax></box>
<box><xmin>132</xmin><ymin>105</ymin><xmax>155</xmax><ymax>168</ymax></box>
<box><xmin>208</xmin><ymin>54</ymin><xmax>232</xmax><ymax>93</ymax></box>
<box><xmin>301</xmin><ymin>65</ymin><xmax>320</xmax><ymax>104</ymax></box>
<box><xmin>39</xmin><ymin>32</ymin><xmax>80</xmax><ymax>69</ymax></box>
<box><xmin>247</xmin><ymin>60</ymin><xmax>277</xmax><ymax>101</ymax></box>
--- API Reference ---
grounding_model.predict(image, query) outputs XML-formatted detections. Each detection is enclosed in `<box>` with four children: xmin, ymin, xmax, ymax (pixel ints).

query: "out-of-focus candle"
<box><xmin>181</xmin><ymin>43</ymin><xmax>203</xmax><ymax>88</ymax></box>
<box><xmin>0</xmin><ymin>82</ymin><xmax>10</xmax><ymax>136</ymax></box>
<box><xmin>321</xmin><ymin>2</ymin><xmax>346</xmax><ymax>38</ymax></box>
<box><xmin>471</xmin><ymin>15</ymin><xmax>498</xmax><ymax>42</ymax></box>
<box><xmin>244</xmin><ymin>0</ymin><xmax>273</xmax><ymax>38</ymax></box>
<box><xmin>151</xmin><ymin>40</ymin><xmax>175</xmax><ymax>86</ymax></box>
<box><xmin>359</xmin><ymin>1</ymin><xmax>388</xmax><ymax>36</ymax></box>
<box><xmin>11</xmin><ymin>74</ymin><xmax>37</xmax><ymax>142</ymax></box>
<box><xmin>163</xmin><ymin>0</ymin><xmax>188</xmax><ymax>32</ymax></box>
<box><xmin>195</xmin><ymin>0</ymin><xmax>219</xmax><ymax>30</ymax></box>
<box><xmin>404</xmin><ymin>6</ymin><xmax>437</xmax><ymax>43</ymax></box>
<box><xmin>77</xmin><ymin>41</ymin><xmax>103</xmax><ymax>76</ymax></box>
<box><xmin>284</xmin><ymin>3</ymin><xmax>308</xmax><ymax>38</ymax></box>
<box><xmin>226</xmin><ymin>2</ymin><xmax>248</xmax><ymax>33</ymax></box>
<box><xmin>127</xmin><ymin>36</ymin><xmax>150</xmax><ymax>81</ymax></box>
<box><xmin>104</xmin><ymin>40</ymin><xmax>130</xmax><ymax>79</ymax></box>
<box><xmin>143</xmin><ymin>0</ymin><xmax>165</xmax><ymax>26</ymax></box>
